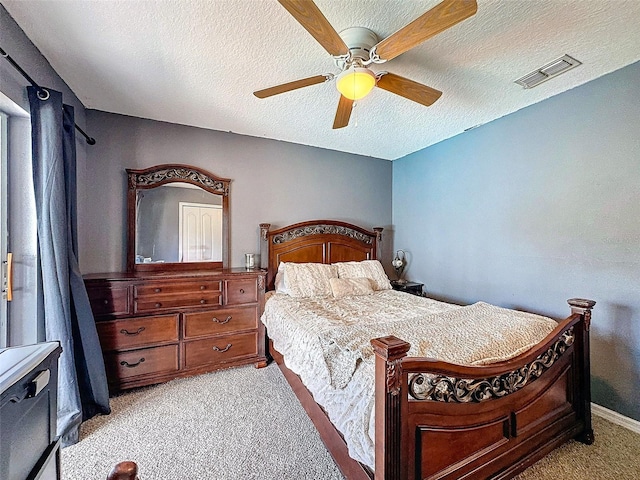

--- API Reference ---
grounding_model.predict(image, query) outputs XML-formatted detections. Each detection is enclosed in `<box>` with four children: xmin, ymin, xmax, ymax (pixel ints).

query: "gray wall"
<box><xmin>82</xmin><ymin>110</ymin><xmax>393</xmax><ymax>273</ymax></box>
<box><xmin>0</xmin><ymin>5</ymin><xmax>89</xmax><ymax>345</ymax></box>
<box><xmin>393</xmin><ymin>61</ymin><xmax>640</xmax><ymax>421</ymax></box>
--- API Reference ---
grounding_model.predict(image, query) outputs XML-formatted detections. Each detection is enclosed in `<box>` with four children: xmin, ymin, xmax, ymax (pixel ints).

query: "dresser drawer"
<box><xmin>183</xmin><ymin>332</ymin><xmax>257</xmax><ymax>368</ymax></box>
<box><xmin>226</xmin><ymin>278</ymin><xmax>258</xmax><ymax>305</ymax></box>
<box><xmin>87</xmin><ymin>285</ymin><xmax>130</xmax><ymax>317</ymax></box>
<box><xmin>134</xmin><ymin>280</ymin><xmax>221</xmax><ymax>297</ymax></box>
<box><xmin>104</xmin><ymin>345</ymin><xmax>179</xmax><ymax>382</ymax></box>
<box><xmin>135</xmin><ymin>292</ymin><xmax>222</xmax><ymax>313</ymax></box>
<box><xmin>96</xmin><ymin>314</ymin><xmax>179</xmax><ymax>351</ymax></box>
<box><xmin>183</xmin><ymin>306</ymin><xmax>257</xmax><ymax>339</ymax></box>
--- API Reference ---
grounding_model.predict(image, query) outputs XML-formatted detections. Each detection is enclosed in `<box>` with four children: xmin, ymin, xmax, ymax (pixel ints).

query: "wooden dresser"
<box><xmin>84</xmin><ymin>268</ymin><xmax>267</xmax><ymax>393</ymax></box>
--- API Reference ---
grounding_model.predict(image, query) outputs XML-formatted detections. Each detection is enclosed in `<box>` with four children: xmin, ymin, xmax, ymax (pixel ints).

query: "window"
<box><xmin>0</xmin><ymin>90</ymin><xmax>37</xmax><ymax>347</ymax></box>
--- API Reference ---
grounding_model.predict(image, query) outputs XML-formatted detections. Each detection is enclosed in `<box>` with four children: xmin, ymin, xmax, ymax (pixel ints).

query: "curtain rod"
<box><xmin>0</xmin><ymin>46</ymin><xmax>96</xmax><ymax>145</ymax></box>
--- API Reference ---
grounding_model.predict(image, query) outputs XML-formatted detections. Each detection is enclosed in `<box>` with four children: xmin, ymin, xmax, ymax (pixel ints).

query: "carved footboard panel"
<box><xmin>372</xmin><ymin>299</ymin><xmax>595</xmax><ymax>480</ymax></box>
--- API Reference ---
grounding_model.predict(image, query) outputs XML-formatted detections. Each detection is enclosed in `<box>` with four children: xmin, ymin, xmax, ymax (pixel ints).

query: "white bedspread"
<box><xmin>261</xmin><ymin>290</ymin><xmax>557</xmax><ymax>469</ymax></box>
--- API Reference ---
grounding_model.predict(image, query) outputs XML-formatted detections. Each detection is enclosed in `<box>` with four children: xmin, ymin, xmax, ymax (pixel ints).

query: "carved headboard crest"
<box><xmin>272</xmin><ymin>224</ymin><xmax>374</xmax><ymax>245</ymax></box>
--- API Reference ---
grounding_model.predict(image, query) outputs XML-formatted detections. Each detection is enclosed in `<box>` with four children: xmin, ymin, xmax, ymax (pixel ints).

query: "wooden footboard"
<box><xmin>371</xmin><ymin>298</ymin><xmax>595</xmax><ymax>480</ymax></box>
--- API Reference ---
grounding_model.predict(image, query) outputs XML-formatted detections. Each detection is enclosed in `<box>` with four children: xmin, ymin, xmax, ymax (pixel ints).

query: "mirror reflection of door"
<box><xmin>136</xmin><ymin>184</ymin><xmax>223</xmax><ymax>263</ymax></box>
<box><xmin>179</xmin><ymin>202</ymin><xmax>223</xmax><ymax>262</ymax></box>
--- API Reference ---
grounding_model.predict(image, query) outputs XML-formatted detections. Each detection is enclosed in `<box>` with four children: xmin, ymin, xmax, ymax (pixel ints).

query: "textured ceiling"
<box><xmin>3</xmin><ymin>0</ymin><xmax>640</xmax><ymax>160</ymax></box>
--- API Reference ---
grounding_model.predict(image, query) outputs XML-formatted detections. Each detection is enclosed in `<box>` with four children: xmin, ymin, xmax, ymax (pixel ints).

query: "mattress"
<box><xmin>261</xmin><ymin>290</ymin><xmax>557</xmax><ymax>468</ymax></box>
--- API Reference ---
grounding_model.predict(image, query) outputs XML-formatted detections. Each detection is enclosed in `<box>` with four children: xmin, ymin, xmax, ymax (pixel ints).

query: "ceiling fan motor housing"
<box><xmin>334</xmin><ymin>27</ymin><xmax>379</xmax><ymax>69</ymax></box>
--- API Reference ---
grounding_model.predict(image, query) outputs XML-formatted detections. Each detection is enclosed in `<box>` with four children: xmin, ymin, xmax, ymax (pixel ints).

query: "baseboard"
<box><xmin>592</xmin><ymin>403</ymin><xmax>640</xmax><ymax>434</ymax></box>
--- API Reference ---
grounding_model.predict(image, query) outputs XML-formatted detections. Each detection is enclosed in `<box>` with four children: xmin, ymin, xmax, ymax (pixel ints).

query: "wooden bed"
<box><xmin>259</xmin><ymin>220</ymin><xmax>595</xmax><ymax>480</ymax></box>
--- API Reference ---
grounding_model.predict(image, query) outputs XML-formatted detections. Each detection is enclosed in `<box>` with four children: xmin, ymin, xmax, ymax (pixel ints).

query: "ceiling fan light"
<box><xmin>336</xmin><ymin>67</ymin><xmax>376</xmax><ymax>100</ymax></box>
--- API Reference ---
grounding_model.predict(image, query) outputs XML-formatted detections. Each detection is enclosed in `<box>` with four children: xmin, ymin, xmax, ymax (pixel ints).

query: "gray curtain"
<box><xmin>28</xmin><ymin>86</ymin><xmax>110</xmax><ymax>446</ymax></box>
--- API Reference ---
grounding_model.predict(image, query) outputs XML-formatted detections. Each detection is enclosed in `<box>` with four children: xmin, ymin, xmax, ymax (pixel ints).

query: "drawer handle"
<box><xmin>120</xmin><ymin>358</ymin><xmax>145</xmax><ymax>368</ymax></box>
<box><xmin>212</xmin><ymin>315</ymin><xmax>232</xmax><ymax>324</ymax></box>
<box><xmin>155</xmin><ymin>302</ymin><xmax>162</xmax><ymax>308</ymax></box>
<box><xmin>200</xmin><ymin>285</ymin><xmax>206</xmax><ymax>290</ymax></box>
<box><xmin>120</xmin><ymin>327</ymin><xmax>145</xmax><ymax>336</ymax></box>
<box><xmin>154</xmin><ymin>288</ymin><xmax>161</xmax><ymax>293</ymax></box>
<box><xmin>212</xmin><ymin>343</ymin><xmax>232</xmax><ymax>353</ymax></box>
<box><xmin>103</xmin><ymin>299</ymin><xmax>109</xmax><ymax>305</ymax></box>
<box><xmin>239</xmin><ymin>288</ymin><xmax>245</xmax><ymax>294</ymax></box>
<box><xmin>200</xmin><ymin>299</ymin><xmax>206</xmax><ymax>304</ymax></box>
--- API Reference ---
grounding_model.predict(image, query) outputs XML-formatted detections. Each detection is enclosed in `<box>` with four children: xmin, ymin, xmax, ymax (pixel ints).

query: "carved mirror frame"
<box><xmin>126</xmin><ymin>164</ymin><xmax>231</xmax><ymax>272</ymax></box>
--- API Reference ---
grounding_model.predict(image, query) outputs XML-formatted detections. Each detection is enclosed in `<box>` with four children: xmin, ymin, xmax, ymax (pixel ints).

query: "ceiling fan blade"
<box><xmin>254</xmin><ymin>75</ymin><xmax>329</xmax><ymax>99</ymax></box>
<box><xmin>376</xmin><ymin>73</ymin><xmax>443</xmax><ymax>107</ymax></box>
<box><xmin>372</xmin><ymin>0</ymin><xmax>477</xmax><ymax>62</ymax></box>
<box><xmin>277</xmin><ymin>0</ymin><xmax>349</xmax><ymax>57</ymax></box>
<box><xmin>333</xmin><ymin>95</ymin><xmax>354</xmax><ymax>129</ymax></box>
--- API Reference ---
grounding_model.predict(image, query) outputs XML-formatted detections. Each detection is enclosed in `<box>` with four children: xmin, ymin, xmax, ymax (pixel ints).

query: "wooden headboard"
<box><xmin>259</xmin><ymin>220</ymin><xmax>383</xmax><ymax>291</ymax></box>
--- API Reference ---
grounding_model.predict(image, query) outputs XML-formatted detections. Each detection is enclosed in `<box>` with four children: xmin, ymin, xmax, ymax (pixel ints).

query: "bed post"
<box><xmin>372</xmin><ymin>335</ymin><xmax>410</xmax><ymax>480</ymax></box>
<box><xmin>373</xmin><ymin>227</ymin><xmax>383</xmax><ymax>260</ymax></box>
<box><xmin>568</xmin><ymin>297</ymin><xmax>596</xmax><ymax>445</ymax></box>
<box><xmin>259</xmin><ymin>223</ymin><xmax>270</xmax><ymax>269</ymax></box>
<box><xmin>107</xmin><ymin>461</ymin><xmax>138</xmax><ymax>480</ymax></box>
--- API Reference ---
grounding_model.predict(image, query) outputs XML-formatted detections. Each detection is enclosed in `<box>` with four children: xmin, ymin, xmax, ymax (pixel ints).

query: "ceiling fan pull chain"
<box><xmin>353</xmin><ymin>101</ymin><xmax>358</xmax><ymax>128</ymax></box>
<box><xmin>351</xmin><ymin>71</ymin><xmax>358</xmax><ymax>127</ymax></box>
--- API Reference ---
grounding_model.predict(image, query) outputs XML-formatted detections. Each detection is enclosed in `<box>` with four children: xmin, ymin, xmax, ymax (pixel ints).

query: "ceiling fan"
<box><xmin>254</xmin><ymin>0</ymin><xmax>478</xmax><ymax>129</ymax></box>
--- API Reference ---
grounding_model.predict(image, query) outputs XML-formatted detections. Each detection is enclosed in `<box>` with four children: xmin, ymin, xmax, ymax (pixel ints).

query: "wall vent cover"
<box><xmin>515</xmin><ymin>54</ymin><xmax>582</xmax><ymax>89</ymax></box>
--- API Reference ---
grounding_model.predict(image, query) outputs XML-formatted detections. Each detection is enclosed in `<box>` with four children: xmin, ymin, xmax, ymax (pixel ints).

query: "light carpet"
<box><xmin>61</xmin><ymin>364</ymin><xmax>640</xmax><ymax>479</ymax></box>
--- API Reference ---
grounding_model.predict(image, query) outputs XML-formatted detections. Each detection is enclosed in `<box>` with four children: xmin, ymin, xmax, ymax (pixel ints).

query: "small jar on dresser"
<box><xmin>85</xmin><ymin>268</ymin><xmax>267</xmax><ymax>393</ymax></box>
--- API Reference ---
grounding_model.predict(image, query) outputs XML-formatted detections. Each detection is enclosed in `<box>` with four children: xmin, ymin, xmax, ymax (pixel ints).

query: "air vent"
<box><xmin>515</xmin><ymin>54</ymin><xmax>582</xmax><ymax>89</ymax></box>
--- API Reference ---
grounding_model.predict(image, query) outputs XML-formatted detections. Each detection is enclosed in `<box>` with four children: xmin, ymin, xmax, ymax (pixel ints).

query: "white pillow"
<box><xmin>329</xmin><ymin>277</ymin><xmax>374</xmax><ymax>298</ymax></box>
<box><xmin>334</xmin><ymin>260</ymin><xmax>392</xmax><ymax>291</ymax></box>
<box><xmin>281</xmin><ymin>262</ymin><xmax>338</xmax><ymax>298</ymax></box>
<box><xmin>274</xmin><ymin>262</ymin><xmax>289</xmax><ymax>294</ymax></box>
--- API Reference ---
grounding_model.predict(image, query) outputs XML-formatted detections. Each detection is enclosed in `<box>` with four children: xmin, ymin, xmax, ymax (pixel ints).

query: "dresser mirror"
<box><xmin>126</xmin><ymin>164</ymin><xmax>230</xmax><ymax>272</ymax></box>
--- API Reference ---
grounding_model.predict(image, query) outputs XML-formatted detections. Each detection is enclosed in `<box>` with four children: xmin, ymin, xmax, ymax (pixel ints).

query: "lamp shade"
<box><xmin>336</xmin><ymin>67</ymin><xmax>376</xmax><ymax>100</ymax></box>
